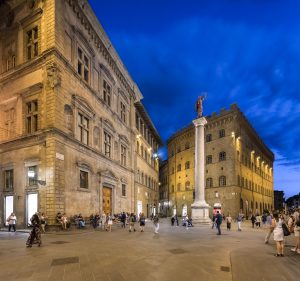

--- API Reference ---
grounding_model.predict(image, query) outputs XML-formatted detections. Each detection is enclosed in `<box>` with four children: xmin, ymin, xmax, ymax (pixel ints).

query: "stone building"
<box><xmin>159</xmin><ymin>104</ymin><xmax>274</xmax><ymax>218</ymax></box>
<box><xmin>0</xmin><ymin>0</ymin><xmax>161</xmax><ymax>227</ymax></box>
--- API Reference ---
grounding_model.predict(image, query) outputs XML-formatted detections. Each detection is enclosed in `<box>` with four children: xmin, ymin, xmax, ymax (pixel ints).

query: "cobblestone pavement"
<box><xmin>0</xmin><ymin>219</ymin><xmax>299</xmax><ymax>281</ymax></box>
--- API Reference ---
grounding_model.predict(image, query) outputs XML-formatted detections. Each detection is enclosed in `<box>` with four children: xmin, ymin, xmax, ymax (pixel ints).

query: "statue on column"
<box><xmin>195</xmin><ymin>94</ymin><xmax>207</xmax><ymax>118</ymax></box>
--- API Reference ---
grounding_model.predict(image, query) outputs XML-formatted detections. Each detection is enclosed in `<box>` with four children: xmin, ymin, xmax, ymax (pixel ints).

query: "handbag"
<box><xmin>282</xmin><ymin>223</ymin><xmax>290</xmax><ymax>236</ymax></box>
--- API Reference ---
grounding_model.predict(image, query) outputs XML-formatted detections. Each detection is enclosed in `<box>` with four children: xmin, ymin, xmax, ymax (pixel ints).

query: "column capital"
<box><xmin>193</xmin><ymin>117</ymin><xmax>207</xmax><ymax>127</ymax></box>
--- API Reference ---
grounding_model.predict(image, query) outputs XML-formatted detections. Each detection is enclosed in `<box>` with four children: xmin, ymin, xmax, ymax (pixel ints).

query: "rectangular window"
<box><xmin>121</xmin><ymin>145</ymin><xmax>126</xmax><ymax>166</ymax></box>
<box><xmin>26</xmin><ymin>26</ymin><xmax>39</xmax><ymax>60</ymax></box>
<box><xmin>104</xmin><ymin>131</ymin><xmax>112</xmax><ymax>158</ymax></box>
<box><xmin>206</xmin><ymin>155</ymin><xmax>212</xmax><ymax>164</ymax></box>
<box><xmin>80</xmin><ymin>170</ymin><xmax>88</xmax><ymax>189</ymax></box>
<box><xmin>219</xmin><ymin>129</ymin><xmax>225</xmax><ymax>138</ymax></box>
<box><xmin>78</xmin><ymin>113</ymin><xmax>89</xmax><ymax>145</ymax></box>
<box><xmin>28</xmin><ymin>166</ymin><xmax>38</xmax><ymax>186</ymax></box>
<box><xmin>4</xmin><ymin>169</ymin><xmax>14</xmax><ymax>189</ymax></box>
<box><xmin>122</xmin><ymin>183</ymin><xmax>126</xmax><ymax>197</ymax></box>
<box><xmin>103</xmin><ymin>80</ymin><xmax>111</xmax><ymax>106</ymax></box>
<box><xmin>26</xmin><ymin>100</ymin><xmax>38</xmax><ymax>134</ymax></box>
<box><xmin>206</xmin><ymin>134</ymin><xmax>212</xmax><ymax>142</ymax></box>
<box><xmin>77</xmin><ymin>47</ymin><xmax>89</xmax><ymax>83</ymax></box>
<box><xmin>120</xmin><ymin>101</ymin><xmax>126</xmax><ymax>123</ymax></box>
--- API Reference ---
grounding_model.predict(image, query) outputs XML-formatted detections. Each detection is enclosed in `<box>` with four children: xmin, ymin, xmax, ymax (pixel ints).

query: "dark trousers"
<box><xmin>216</xmin><ymin>223</ymin><xmax>221</xmax><ymax>235</ymax></box>
<box><xmin>227</xmin><ymin>222</ymin><xmax>231</xmax><ymax>230</ymax></box>
<box><xmin>8</xmin><ymin>224</ymin><xmax>16</xmax><ymax>232</ymax></box>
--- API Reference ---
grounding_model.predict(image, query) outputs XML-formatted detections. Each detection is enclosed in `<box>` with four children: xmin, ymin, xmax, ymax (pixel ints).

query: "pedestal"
<box><xmin>191</xmin><ymin>117</ymin><xmax>211</xmax><ymax>225</ymax></box>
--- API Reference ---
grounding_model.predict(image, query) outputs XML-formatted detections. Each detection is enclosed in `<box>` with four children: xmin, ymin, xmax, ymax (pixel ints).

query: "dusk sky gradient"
<box><xmin>89</xmin><ymin>0</ymin><xmax>300</xmax><ymax>198</ymax></box>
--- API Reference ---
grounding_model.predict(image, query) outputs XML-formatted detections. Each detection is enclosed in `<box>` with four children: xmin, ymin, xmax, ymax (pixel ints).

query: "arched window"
<box><xmin>185</xmin><ymin>161</ymin><xmax>190</xmax><ymax>169</ymax></box>
<box><xmin>206</xmin><ymin>178</ymin><xmax>213</xmax><ymax>188</ymax></box>
<box><xmin>177</xmin><ymin>164</ymin><xmax>181</xmax><ymax>172</ymax></box>
<box><xmin>177</xmin><ymin>183</ymin><xmax>182</xmax><ymax>191</ymax></box>
<box><xmin>219</xmin><ymin>151</ymin><xmax>226</xmax><ymax>161</ymax></box>
<box><xmin>219</xmin><ymin>176</ymin><xmax>226</xmax><ymax>186</ymax></box>
<box><xmin>185</xmin><ymin>181</ymin><xmax>191</xmax><ymax>190</ymax></box>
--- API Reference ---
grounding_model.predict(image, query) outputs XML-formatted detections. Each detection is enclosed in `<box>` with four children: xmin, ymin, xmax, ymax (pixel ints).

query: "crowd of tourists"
<box><xmin>5</xmin><ymin>207</ymin><xmax>299</xmax><ymax>255</ymax></box>
<box><xmin>210</xmin><ymin>208</ymin><xmax>300</xmax><ymax>256</ymax></box>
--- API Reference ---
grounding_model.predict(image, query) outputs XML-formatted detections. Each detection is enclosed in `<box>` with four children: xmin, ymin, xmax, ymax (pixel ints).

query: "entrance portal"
<box><xmin>4</xmin><ymin>196</ymin><xmax>14</xmax><ymax>226</ymax></box>
<box><xmin>102</xmin><ymin>187</ymin><xmax>112</xmax><ymax>215</ymax></box>
<box><xmin>27</xmin><ymin>193</ymin><xmax>38</xmax><ymax>226</ymax></box>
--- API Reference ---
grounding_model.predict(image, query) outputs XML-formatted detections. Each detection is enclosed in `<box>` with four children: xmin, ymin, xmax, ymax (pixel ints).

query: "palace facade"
<box><xmin>0</xmin><ymin>0</ymin><xmax>161</xmax><ymax>227</ymax></box>
<box><xmin>159</xmin><ymin>104</ymin><xmax>274</xmax><ymax>218</ymax></box>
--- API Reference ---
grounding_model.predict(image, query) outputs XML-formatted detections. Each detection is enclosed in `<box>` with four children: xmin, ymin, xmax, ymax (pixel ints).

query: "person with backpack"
<box><xmin>129</xmin><ymin>213</ymin><xmax>136</xmax><ymax>232</ymax></box>
<box><xmin>139</xmin><ymin>213</ymin><xmax>146</xmax><ymax>232</ymax></box>
<box><xmin>215</xmin><ymin>211</ymin><xmax>223</xmax><ymax>235</ymax></box>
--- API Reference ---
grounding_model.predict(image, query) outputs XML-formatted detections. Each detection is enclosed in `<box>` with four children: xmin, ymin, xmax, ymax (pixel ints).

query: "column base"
<box><xmin>191</xmin><ymin>204</ymin><xmax>211</xmax><ymax>225</ymax></box>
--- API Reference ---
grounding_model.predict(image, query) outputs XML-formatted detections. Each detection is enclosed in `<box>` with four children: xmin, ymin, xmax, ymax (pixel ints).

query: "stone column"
<box><xmin>191</xmin><ymin>117</ymin><xmax>211</xmax><ymax>225</ymax></box>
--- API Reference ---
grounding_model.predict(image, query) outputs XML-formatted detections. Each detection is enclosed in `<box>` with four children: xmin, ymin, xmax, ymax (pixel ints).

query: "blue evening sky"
<box><xmin>89</xmin><ymin>0</ymin><xmax>300</xmax><ymax>198</ymax></box>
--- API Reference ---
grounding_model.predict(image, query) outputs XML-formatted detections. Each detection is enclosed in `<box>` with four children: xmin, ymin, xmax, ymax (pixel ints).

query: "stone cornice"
<box><xmin>67</xmin><ymin>0</ymin><xmax>137</xmax><ymax>101</ymax></box>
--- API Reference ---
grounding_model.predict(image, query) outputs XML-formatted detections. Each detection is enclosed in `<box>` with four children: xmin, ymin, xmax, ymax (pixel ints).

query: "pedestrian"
<box><xmin>184</xmin><ymin>215</ymin><xmax>189</xmax><ymax>230</ymax></box>
<box><xmin>100</xmin><ymin>212</ymin><xmax>106</xmax><ymax>230</ymax></box>
<box><xmin>26</xmin><ymin>212</ymin><xmax>42</xmax><ymax>247</ymax></box>
<box><xmin>291</xmin><ymin>209</ymin><xmax>300</xmax><ymax>254</ymax></box>
<box><xmin>129</xmin><ymin>213</ymin><xmax>136</xmax><ymax>232</ymax></box>
<box><xmin>7</xmin><ymin>212</ymin><xmax>17</xmax><ymax>232</ymax></box>
<box><xmin>264</xmin><ymin>213</ymin><xmax>273</xmax><ymax>244</ymax></box>
<box><xmin>121</xmin><ymin>212</ymin><xmax>126</xmax><ymax>228</ymax></box>
<box><xmin>250</xmin><ymin>214</ymin><xmax>256</xmax><ymax>228</ymax></box>
<box><xmin>40</xmin><ymin>213</ymin><xmax>47</xmax><ymax>233</ymax></box>
<box><xmin>171</xmin><ymin>216</ymin><xmax>175</xmax><ymax>226</ymax></box>
<box><xmin>139</xmin><ymin>213</ymin><xmax>146</xmax><ymax>232</ymax></box>
<box><xmin>153</xmin><ymin>215</ymin><xmax>159</xmax><ymax>234</ymax></box>
<box><xmin>106</xmin><ymin>213</ymin><xmax>113</xmax><ymax>232</ymax></box>
<box><xmin>215</xmin><ymin>211</ymin><xmax>223</xmax><ymax>235</ymax></box>
<box><xmin>255</xmin><ymin>214</ymin><xmax>261</xmax><ymax>228</ymax></box>
<box><xmin>237</xmin><ymin>212</ymin><xmax>243</xmax><ymax>231</ymax></box>
<box><xmin>226</xmin><ymin>214</ymin><xmax>232</xmax><ymax>230</ymax></box>
<box><xmin>174</xmin><ymin>214</ymin><xmax>179</xmax><ymax>227</ymax></box>
<box><xmin>272</xmin><ymin>212</ymin><xmax>284</xmax><ymax>257</ymax></box>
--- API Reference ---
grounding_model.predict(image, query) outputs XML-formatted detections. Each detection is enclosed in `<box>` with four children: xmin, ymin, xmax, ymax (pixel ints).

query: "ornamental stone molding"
<box><xmin>46</xmin><ymin>62</ymin><xmax>61</xmax><ymax>88</ymax></box>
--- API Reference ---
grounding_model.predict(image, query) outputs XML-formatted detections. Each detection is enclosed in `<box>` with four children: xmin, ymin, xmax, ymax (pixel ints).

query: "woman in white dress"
<box><xmin>272</xmin><ymin>213</ymin><xmax>284</xmax><ymax>257</ymax></box>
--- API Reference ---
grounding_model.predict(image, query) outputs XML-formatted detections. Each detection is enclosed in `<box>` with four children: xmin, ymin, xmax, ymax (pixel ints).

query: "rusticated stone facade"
<box><xmin>0</xmin><ymin>0</ymin><xmax>161</xmax><ymax>227</ymax></box>
<box><xmin>160</xmin><ymin>104</ymin><xmax>274</xmax><ymax>219</ymax></box>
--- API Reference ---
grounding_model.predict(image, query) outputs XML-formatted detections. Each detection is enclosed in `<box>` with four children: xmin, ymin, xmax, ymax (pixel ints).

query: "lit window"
<box><xmin>78</xmin><ymin>113</ymin><xmax>89</xmax><ymax>145</ymax></box>
<box><xmin>26</xmin><ymin>26</ymin><xmax>39</xmax><ymax>60</ymax></box>
<box><xmin>185</xmin><ymin>181</ymin><xmax>191</xmax><ymax>190</ymax></box>
<box><xmin>77</xmin><ymin>47</ymin><xmax>89</xmax><ymax>83</ymax></box>
<box><xmin>103</xmin><ymin>80</ymin><xmax>111</xmax><ymax>106</ymax></box>
<box><xmin>80</xmin><ymin>170</ymin><xmax>88</xmax><ymax>189</ymax></box>
<box><xmin>28</xmin><ymin>166</ymin><xmax>38</xmax><ymax>186</ymax></box>
<box><xmin>104</xmin><ymin>131</ymin><xmax>112</xmax><ymax>158</ymax></box>
<box><xmin>26</xmin><ymin>100</ymin><xmax>38</xmax><ymax>134</ymax></box>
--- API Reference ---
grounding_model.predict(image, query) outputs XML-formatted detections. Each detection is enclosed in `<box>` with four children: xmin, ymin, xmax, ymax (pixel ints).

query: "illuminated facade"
<box><xmin>160</xmin><ymin>104</ymin><xmax>274</xmax><ymax>218</ymax></box>
<box><xmin>0</xmin><ymin>0</ymin><xmax>161</xmax><ymax>227</ymax></box>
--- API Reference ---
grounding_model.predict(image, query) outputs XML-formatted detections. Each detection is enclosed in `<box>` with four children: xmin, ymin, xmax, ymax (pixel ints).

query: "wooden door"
<box><xmin>102</xmin><ymin>187</ymin><xmax>112</xmax><ymax>215</ymax></box>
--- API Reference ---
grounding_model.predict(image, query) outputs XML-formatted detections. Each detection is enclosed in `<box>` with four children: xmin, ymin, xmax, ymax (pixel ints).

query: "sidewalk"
<box><xmin>0</xmin><ymin>218</ymin><xmax>299</xmax><ymax>281</ymax></box>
